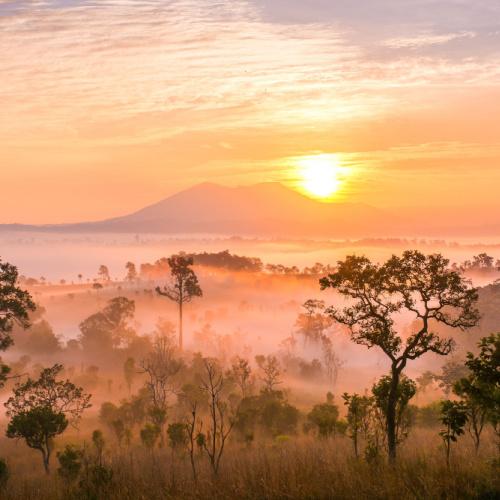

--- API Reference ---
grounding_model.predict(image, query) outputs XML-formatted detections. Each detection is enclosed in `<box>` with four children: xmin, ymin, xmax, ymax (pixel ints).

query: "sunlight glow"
<box><xmin>297</xmin><ymin>154</ymin><xmax>347</xmax><ymax>199</ymax></box>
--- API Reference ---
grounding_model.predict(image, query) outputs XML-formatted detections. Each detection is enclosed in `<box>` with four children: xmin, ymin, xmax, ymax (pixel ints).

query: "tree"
<box><xmin>123</xmin><ymin>357</ymin><xmax>137</xmax><ymax>394</ymax></box>
<box><xmin>156</xmin><ymin>255</ymin><xmax>202</xmax><ymax>350</ymax></box>
<box><xmin>439</xmin><ymin>400</ymin><xmax>468</xmax><ymax>467</ymax></box>
<box><xmin>372</xmin><ymin>375</ymin><xmax>416</xmax><ymax>447</ymax></box>
<box><xmin>459</xmin><ymin>333</ymin><xmax>500</xmax><ymax>452</ymax></box>
<box><xmin>140</xmin><ymin>334</ymin><xmax>183</xmax><ymax>445</ymax></box>
<box><xmin>255</xmin><ymin>355</ymin><xmax>282</xmax><ymax>393</ymax></box>
<box><xmin>320</xmin><ymin>251</ymin><xmax>479</xmax><ymax>462</ymax></box>
<box><xmin>5</xmin><ymin>364</ymin><xmax>91</xmax><ymax>473</ymax></box>
<box><xmin>0</xmin><ymin>259</ymin><xmax>36</xmax><ymax>387</ymax></box>
<box><xmin>307</xmin><ymin>395</ymin><xmax>339</xmax><ymax>438</ymax></box>
<box><xmin>140</xmin><ymin>423</ymin><xmax>161</xmax><ymax>450</ymax></box>
<box><xmin>57</xmin><ymin>445</ymin><xmax>83</xmax><ymax>484</ymax></box>
<box><xmin>125</xmin><ymin>262</ymin><xmax>137</xmax><ymax>283</ymax></box>
<box><xmin>227</xmin><ymin>356</ymin><xmax>253</xmax><ymax>398</ymax></box>
<box><xmin>200</xmin><ymin>358</ymin><xmax>236</xmax><ymax>475</ymax></box>
<box><xmin>342</xmin><ymin>393</ymin><xmax>372</xmax><ymax>458</ymax></box>
<box><xmin>98</xmin><ymin>265</ymin><xmax>110</xmax><ymax>282</ymax></box>
<box><xmin>79</xmin><ymin>297</ymin><xmax>135</xmax><ymax>354</ymax></box>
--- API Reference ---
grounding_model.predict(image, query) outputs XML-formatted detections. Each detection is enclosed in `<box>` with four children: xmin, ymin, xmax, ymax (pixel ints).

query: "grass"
<box><xmin>0</xmin><ymin>428</ymin><xmax>498</xmax><ymax>499</ymax></box>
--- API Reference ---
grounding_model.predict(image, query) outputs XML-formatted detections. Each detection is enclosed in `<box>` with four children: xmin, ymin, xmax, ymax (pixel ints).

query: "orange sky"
<box><xmin>1</xmin><ymin>0</ymin><xmax>500</xmax><ymax>224</ymax></box>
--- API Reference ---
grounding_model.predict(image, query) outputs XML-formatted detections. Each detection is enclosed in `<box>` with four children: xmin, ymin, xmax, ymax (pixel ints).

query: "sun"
<box><xmin>297</xmin><ymin>154</ymin><xmax>345</xmax><ymax>199</ymax></box>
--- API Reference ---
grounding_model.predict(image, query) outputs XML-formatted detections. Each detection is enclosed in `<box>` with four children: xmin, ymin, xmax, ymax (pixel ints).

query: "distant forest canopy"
<box><xmin>17</xmin><ymin>250</ymin><xmax>500</xmax><ymax>286</ymax></box>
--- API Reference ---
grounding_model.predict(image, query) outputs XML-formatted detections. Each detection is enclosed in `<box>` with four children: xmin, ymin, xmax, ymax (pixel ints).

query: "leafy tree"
<box><xmin>255</xmin><ymin>355</ymin><xmax>282</xmax><ymax>393</ymax></box>
<box><xmin>141</xmin><ymin>423</ymin><xmax>161</xmax><ymax>450</ymax></box>
<box><xmin>79</xmin><ymin>297</ymin><xmax>135</xmax><ymax>354</ymax></box>
<box><xmin>372</xmin><ymin>375</ymin><xmax>416</xmax><ymax>447</ymax></box>
<box><xmin>4</xmin><ymin>364</ymin><xmax>91</xmax><ymax>473</ymax></box>
<box><xmin>227</xmin><ymin>356</ymin><xmax>253</xmax><ymax>398</ymax></box>
<box><xmin>321</xmin><ymin>251</ymin><xmax>479</xmax><ymax>461</ymax></box>
<box><xmin>98</xmin><ymin>265</ymin><xmax>110</xmax><ymax>282</ymax></box>
<box><xmin>460</xmin><ymin>333</ymin><xmax>500</xmax><ymax>452</ymax></box>
<box><xmin>342</xmin><ymin>393</ymin><xmax>372</xmax><ymax>458</ymax></box>
<box><xmin>167</xmin><ymin>422</ymin><xmax>187</xmax><ymax>449</ymax></box>
<box><xmin>434</xmin><ymin>360</ymin><xmax>469</xmax><ymax>397</ymax></box>
<box><xmin>156</xmin><ymin>255</ymin><xmax>202</xmax><ymax>350</ymax></box>
<box><xmin>0</xmin><ymin>259</ymin><xmax>36</xmax><ymax>386</ymax></box>
<box><xmin>125</xmin><ymin>262</ymin><xmax>137</xmax><ymax>283</ymax></box>
<box><xmin>439</xmin><ymin>400</ymin><xmax>468</xmax><ymax>467</ymax></box>
<box><xmin>57</xmin><ymin>445</ymin><xmax>83</xmax><ymax>484</ymax></box>
<box><xmin>307</xmin><ymin>395</ymin><xmax>339</xmax><ymax>438</ymax></box>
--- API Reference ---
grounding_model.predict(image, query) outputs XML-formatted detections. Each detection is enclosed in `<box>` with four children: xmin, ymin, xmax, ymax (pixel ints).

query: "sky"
<box><xmin>1</xmin><ymin>0</ymin><xmax>500</xmax><ymax>224</ymax></box>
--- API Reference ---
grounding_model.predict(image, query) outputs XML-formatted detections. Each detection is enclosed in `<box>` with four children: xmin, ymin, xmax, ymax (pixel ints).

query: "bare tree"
<box><xmin>199</xmin><ymin>358</ymin><xmax>236</xmax><ymax>475</ymax></box>
<box><xmin>255</xmin><ymin>355</ymin><xmax>282</xmax><ymax>393</ymax></box>
<box><xmin>156</xmin><ymin>255</ymin><xmax>202</xmax><ymax>350</ymax></box>
<box><xmin>140</xmin><ymin>335</ymin><xmax>182</xmax><ymax>445</ymax></box>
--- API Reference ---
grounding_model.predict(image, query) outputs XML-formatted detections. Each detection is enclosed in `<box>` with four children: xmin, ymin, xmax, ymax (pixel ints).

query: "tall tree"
<box><xmin>98</xmin><ymin>265</ymin><xmax>110</xmax><ymax>283</ymax></box>
<box><xmin>125</xmin><ymin>262</ymin><xmax>137</xmax><ymax>283</ymax></box>
<box><xmin>79</xmin><ymin>297</ymin><xmax>135</xmax><ymax>353</ymax></box>
<box><xmin>156</xmin><ymin>255</ymin><xmax>202</xmax><ymax>350</ymax></box>
<box><xmin>320</xmin><ymin>251</ymin><xmax>479</xmax><ymax>462</ymax></box>
<box><xmin>0</xmin><ymin>259</ymin><xmax>36</xmax><ymax>387</ymax></box>
<box><xmin>5</xmin><ymin>364</ymin><xmax>91</xmax><ymax>473</ymax></box>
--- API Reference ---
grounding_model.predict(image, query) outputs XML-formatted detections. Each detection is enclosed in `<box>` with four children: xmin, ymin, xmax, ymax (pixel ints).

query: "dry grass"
<box><xmin>0</xmin><ymin>428</ymin><xmax>498</xmax><ymax>499</ymax></box>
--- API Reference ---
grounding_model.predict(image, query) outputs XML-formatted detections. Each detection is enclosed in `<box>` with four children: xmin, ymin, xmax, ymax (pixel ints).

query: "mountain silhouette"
<box><xmin>0</xmin><ymin>182</ymin><xmax>410</xmax><ymax>237</ymax></box>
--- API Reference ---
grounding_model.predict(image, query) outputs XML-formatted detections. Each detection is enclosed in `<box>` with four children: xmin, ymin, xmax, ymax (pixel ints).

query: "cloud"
<box><xmin>382</xmin><ymin>31</ymin><xmax>476</xmax><ymax>49</ymax></box>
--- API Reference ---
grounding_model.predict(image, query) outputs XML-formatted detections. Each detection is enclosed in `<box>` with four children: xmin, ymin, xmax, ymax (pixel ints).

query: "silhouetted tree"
<box><xmin>321</xmin><ymin>251</ymin><xmax>479</xmax><ymax>462</ymax></box>
<box><xmin>125</xmin><ymin>262</ymin><xmax>137</xmax><ymax>283</ymax></box>
<box><xmin>255</xmin><ymin>355</ymin><xmax>282</xmax><ymax>393</ymax></box>
<box><xmin>79</xmin><ymin>297</ymin><xmax>135</xmax><ymax>354</ymax></box>
<box><xmin>0</xmin><ymin>259</ymin><xmax>36</xmax><ymax>386</ymax></box>
<box><xmin>200</xmin><ymin>358</ymin><xmax>236</xmax><ymax>475</ymax></box>
<box><xmin>123</xmin><ymin>357</ymin><xmax>136</xmax><ymax>394</ymax></box>
<box><xmin>98</xmin><ymin>265</ymin><xmax>110</xmax><ymax>282</ymax></box>
<box><xmin>141</xmin><ymin>334</ymin><xmax>183</xmax><ymax>445</ymax></box>
<box><xmin>156</xmin><ymin>255</ymin><xmax>202</xmax><ymax>350</ymax></box>
<box><xmin>439</xmin><ymin>400</ymin><xmax>468</xmax><ymax>467</ymax></box>
<box><xmin>5</xmin><ymin>364</ymin><xmax>91</xmax><ymax>473</ymax></box>
<box><xmin>342</xmin><ymin>393</ymin><xmax>372</xmax><ymax>458</ymax></box>
<box><xmin>459</xmin><ymin>333</ymin><xmax>500</xmax><ymax>453</ymax></box>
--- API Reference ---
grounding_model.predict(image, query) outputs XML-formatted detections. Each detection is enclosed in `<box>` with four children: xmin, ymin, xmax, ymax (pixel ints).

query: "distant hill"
<box><xmin>0</xmin><ymin>182</ymin><xmax>409</xmax><ymax>237</ymax></box>
<box><xmin>0</xmin><ymin>182</ymin><xmax>497</xmax><ymax>238</ymax></box>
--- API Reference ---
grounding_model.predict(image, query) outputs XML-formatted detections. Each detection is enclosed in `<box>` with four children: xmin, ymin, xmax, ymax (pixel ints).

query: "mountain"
<box><xmin>0</xmin><ymin>182</ymin><xmax>409</xmax><ymax>237</ymax></box>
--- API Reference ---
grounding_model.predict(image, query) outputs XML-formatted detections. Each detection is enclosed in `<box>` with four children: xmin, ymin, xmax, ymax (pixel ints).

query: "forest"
<box><xmin>0</xmin><ymin>249</ymin><xmax>498</xmax><ymax>499</ymax></box>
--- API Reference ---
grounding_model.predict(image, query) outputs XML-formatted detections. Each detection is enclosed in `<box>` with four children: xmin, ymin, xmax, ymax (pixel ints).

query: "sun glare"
<box><xmin>297</xmin><ymin>154</ymin><xmax>346</xmax><ymax>199</ymax></box>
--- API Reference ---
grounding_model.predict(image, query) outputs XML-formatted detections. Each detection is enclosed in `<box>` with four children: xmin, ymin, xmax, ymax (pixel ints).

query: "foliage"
<box><xmin>372</xmin><ymin>375</ymin><xmax>417</xmax><ymax>445</ymax></box>
<box><xmin>167</xmin><ymin>422</ymin><xmax>188</xmax><ymax>449</ymax></box>
<box><xmin>0</xmin><ymin>259</ymin><xmax>36</xmax><ymax>386</ymax></box>
<box><xmin>140</xmin><ymin>423</ymin><xmax>161</xmax><ymax>449</ymax></box>
<box><xmin>5</xmin><ymin>364</ymin><xmax>90</xmax><ymax>473</ymax></box>
<box><xmin>6</xmin><ymin>406</ymin><xmax>67</xmax><ymax>473</ymax></box>
<box><xmin>342</xmin><ymin>393</ymin><xmax>372</xmax><ymax>458</ymax></box>
<box><xmin>439</xmin><ymin>400</ymin><xmax>468</xmax><ymax>466</ymax></box>
<box><xmin>79</xmin><ymin>297</ymin><xmax>136</xmax><ymax>353</ymax></box>
<box><xmin>57</xmin><ymin>445</ymin><xmax>83</xmax><ymax>483</ymax></box>
<box><xmin>321</xmin><ymin>251</ymin><xmax>479</xmax><ymax>461</ymax></box>
<box><xmin>307</xmin><ymin>399</ymin><xmax>339</xmax><ymax>438</ymax></box>
<box><xmin>156</xmin><ymin>255</ymin><xmax>203</xmax><ymax>349</ymax></box>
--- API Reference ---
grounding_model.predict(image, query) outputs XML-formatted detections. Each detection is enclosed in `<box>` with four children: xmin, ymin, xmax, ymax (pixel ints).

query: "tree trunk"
<box><xmin>386</xmin><ymin>368</ymin><xmax>400</xmax><ymax>464</ymax></box>
<box><xmin>179</xmin><ymin>300</ymin><xmax>183</xmax><ymax>351</ymax></box>
<box><xmin>42</xmin><ymin>449</ymin><xmax>50</xmax><ymax>475</ymax></box>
